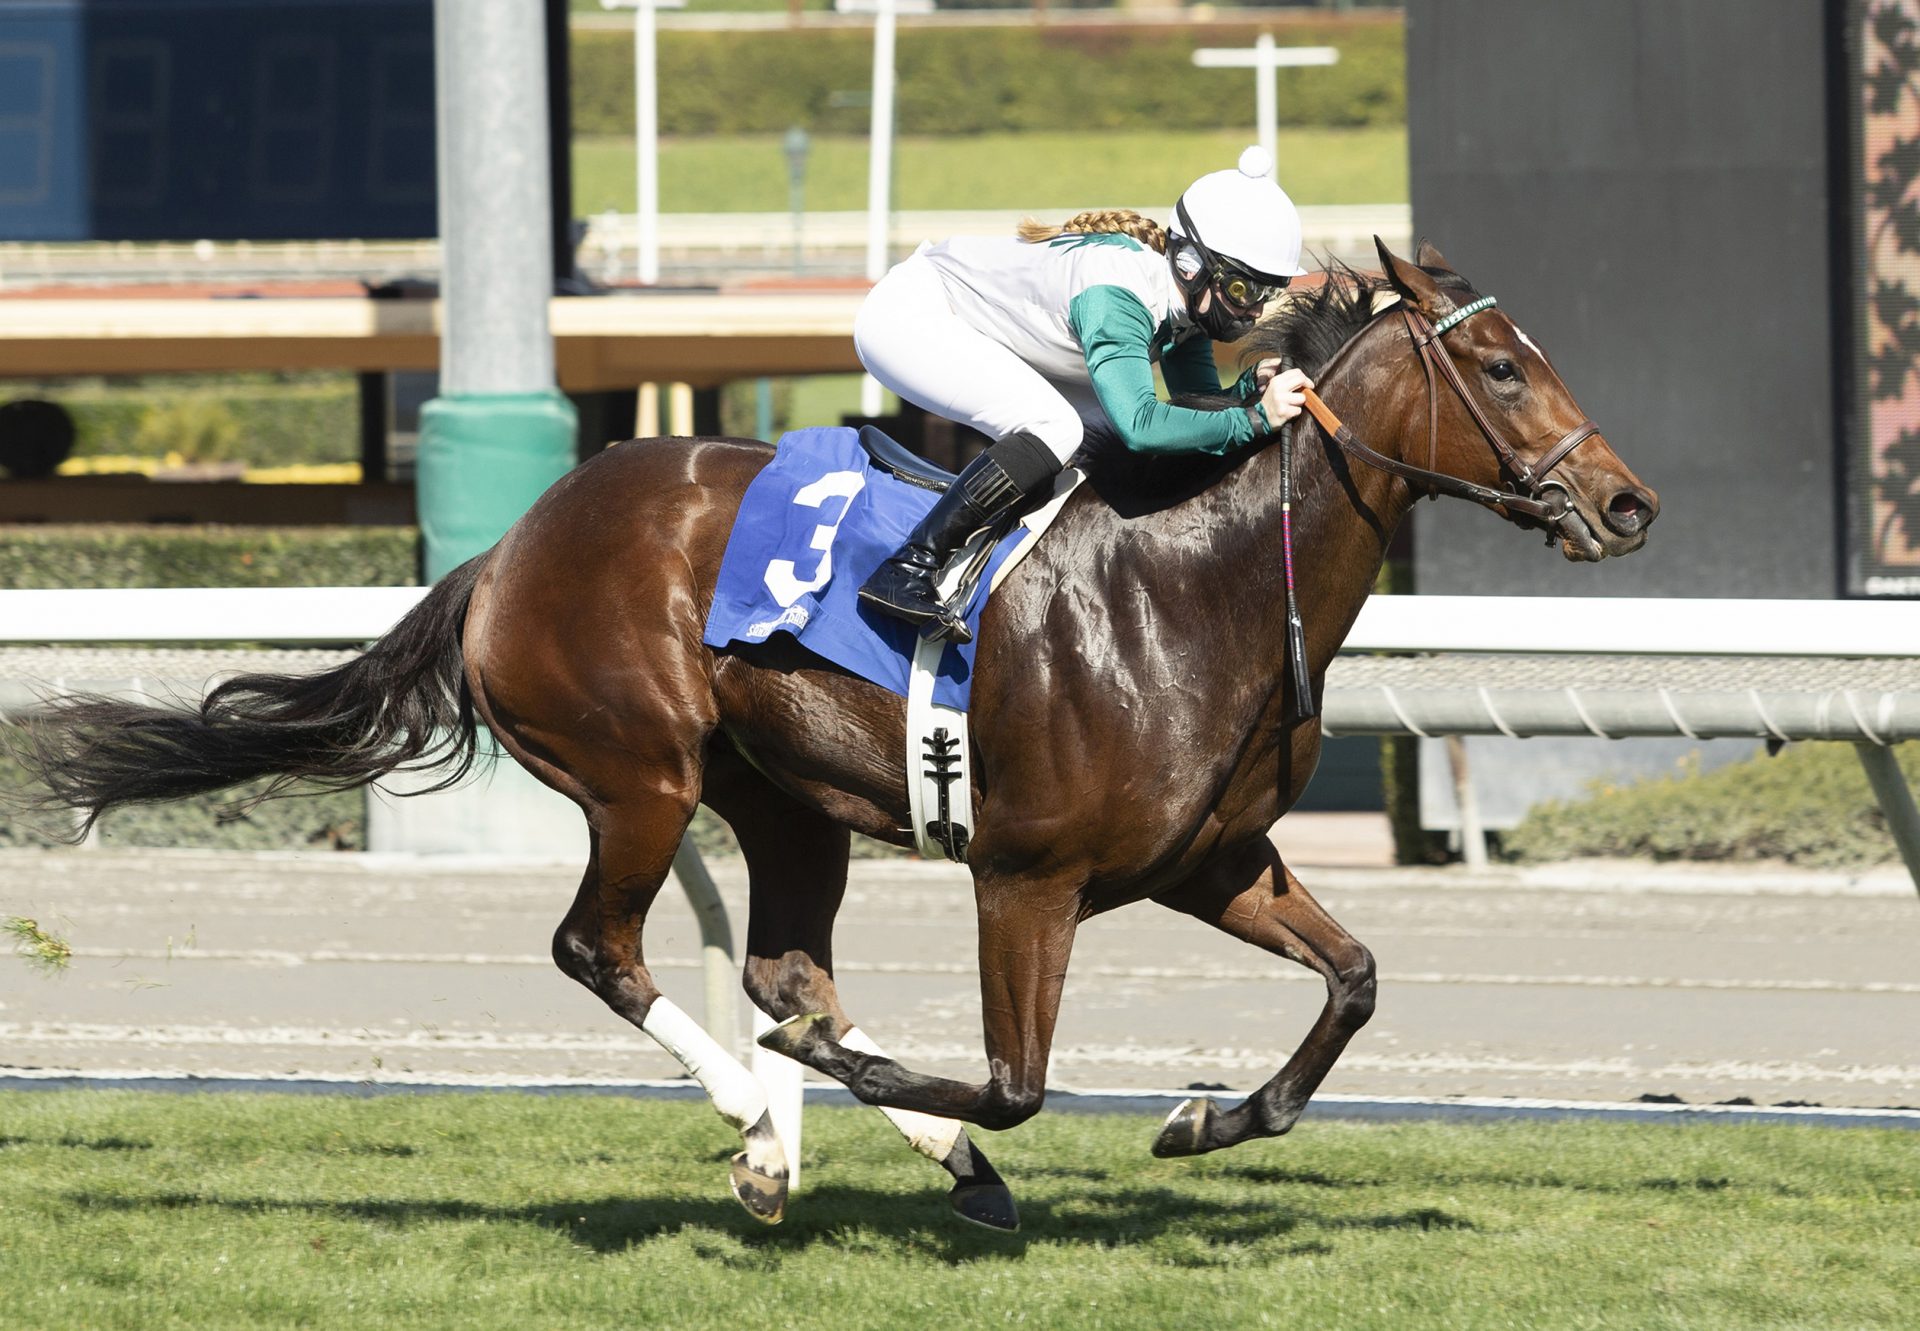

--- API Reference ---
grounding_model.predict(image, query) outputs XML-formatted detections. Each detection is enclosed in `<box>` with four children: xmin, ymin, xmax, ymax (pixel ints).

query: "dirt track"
<box><xmin>2</xmin><ymin>840</ymin><xmax>1916</xmax><ymax>1108</ymax></box>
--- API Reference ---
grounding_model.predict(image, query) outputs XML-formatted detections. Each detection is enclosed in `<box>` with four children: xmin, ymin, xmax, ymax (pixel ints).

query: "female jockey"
<box><xmin>855</xmin><ymin>145</ymin><xmax>1316</xmax><ymax>631</ymax></box>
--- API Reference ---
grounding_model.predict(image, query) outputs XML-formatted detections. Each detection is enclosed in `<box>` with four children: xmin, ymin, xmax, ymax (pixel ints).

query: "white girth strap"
<box><xmin>904</xmin><ymin>467</ymin><xmax>1084</xmax><ymax>861</ymax></box>
<box><xmin>906</xmin><ymin>634</ymin><xmax>974</xmax><ymax>861</ymax></box>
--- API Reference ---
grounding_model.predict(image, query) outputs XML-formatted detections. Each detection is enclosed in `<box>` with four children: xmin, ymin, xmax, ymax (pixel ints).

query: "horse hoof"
<box><xmin>948</xmin><ymin>1182</ymin><xmax>1019</xmax><ymax>1233</ymax></box>
<box><xmin>757</xmin><ymin>1011</ymin><xmax>832</xmax><ymax>1061</ymax></box>
<box><xmin>730</xmin><ymin>1151</ymin><xmax>788</xmax><ymax>1225</ymax></box>
<box><xmin>1152</xmin><ymin>1096</ymin><xmax>1217</xmax><ymax>1158</ymax></box>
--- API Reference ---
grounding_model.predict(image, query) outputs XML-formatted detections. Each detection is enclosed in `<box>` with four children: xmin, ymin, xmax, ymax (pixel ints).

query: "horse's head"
<box><xmin>1372</xmin><ymin>237</ymin><xmax>1658</xmax><ymax>561</ymax></box>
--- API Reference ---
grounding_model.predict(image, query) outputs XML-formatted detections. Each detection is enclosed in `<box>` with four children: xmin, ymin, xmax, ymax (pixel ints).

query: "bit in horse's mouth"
<box><xmin>1557</xmin><ymin>507</ymin><xmax>1606</xmax><ymax>562</ymax></box>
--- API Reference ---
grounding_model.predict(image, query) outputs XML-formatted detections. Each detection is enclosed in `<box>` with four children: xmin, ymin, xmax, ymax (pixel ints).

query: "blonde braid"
<box><xmin>1016</xmin><ymin>208</ymin><xmax>1168</xmax><ymax>254</ymax></box>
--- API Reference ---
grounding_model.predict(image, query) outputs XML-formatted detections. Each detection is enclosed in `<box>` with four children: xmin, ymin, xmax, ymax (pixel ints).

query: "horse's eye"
<box><xmin>1488</xmin><ymin>360</ymin><xmax>1518</xmax><ymax>382</ymax></box>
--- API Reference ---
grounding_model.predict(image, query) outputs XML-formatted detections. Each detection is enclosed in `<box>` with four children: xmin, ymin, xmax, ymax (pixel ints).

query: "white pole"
<box><xmin>635</xmin><ymin>0</ymin><xmax>660</xmax><ymax>286</ymax></box>
<box><xmin>1255</xmin><ymin>32</ymin><xmax>1278</xmax><ymax>172</ymax></box>
<box><xmin>1444</xmin><ymin>735</ymin><xmax>1489</xmax><ymax>870</ymax></box>
<box><xmin>752</xmin><ymin>1007</ymin><xmax>807</xmax><ymax>1192</ymax></box>
<box><xmin>1192</xmin><ymin>43</ymin><xmax>1337</xmax><ymax>183</ymax></box>
<box><xmin>861</xmin><ymin>0</ymin><xmax>897</xmax><ymax>417</ymax></box>
<box><xmin>669</xmin><ymin>840</ymin><xmax>740</xmax><ymax>1058</ymax></box>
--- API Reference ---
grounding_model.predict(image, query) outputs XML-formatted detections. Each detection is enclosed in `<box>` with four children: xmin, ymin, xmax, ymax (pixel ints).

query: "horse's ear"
<box><xmin>1375</xmin><ymin>235</ymin><xmax>1444</xmax><ymax>312</ymax></box>
<box><xmin>1413</xmin><ymin>238</ymin><xmax>1456</xmax><ymax>273</ymax></box>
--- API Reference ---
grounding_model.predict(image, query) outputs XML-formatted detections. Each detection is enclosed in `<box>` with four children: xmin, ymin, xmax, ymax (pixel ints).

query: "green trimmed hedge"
<box><xmin>56</xmin><ymin>382</ymin><xmax>359</xmax><ymax>467</ymax></box>
<box><xmin>1502</xmin><ymin>742</ymin><xmax>1920</xmax><ymax>868</ymax></box>
<box><xmin>572</xmin><ymin>18</ymin><xmax>1404</xmax><ymax>137</ymax></box>
<box><xmin>0</xmin><ymin>525</ymin><xmax>419</xmax><ymax>590</ymax></box>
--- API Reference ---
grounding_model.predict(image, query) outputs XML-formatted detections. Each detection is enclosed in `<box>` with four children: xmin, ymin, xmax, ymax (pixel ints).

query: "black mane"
<box><xmin>1076</xmin><ymin>258</ymin><xmax>1477</xmax><ymax>515</ymax></box>
<box><xmin>1242</xmin><ymin>257</ymin><xmax>1478</xmax><ymax>380</ymax></box>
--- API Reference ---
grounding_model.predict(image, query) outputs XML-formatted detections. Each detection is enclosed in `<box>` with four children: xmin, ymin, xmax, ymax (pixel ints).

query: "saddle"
<box><xmin>857</xmin><ymin>425</ymin><xmax>956</xmax><ymax>493</ymax></box>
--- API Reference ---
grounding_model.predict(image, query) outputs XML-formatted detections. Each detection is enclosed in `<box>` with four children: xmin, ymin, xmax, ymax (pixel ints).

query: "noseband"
<box><xmin>1299</xmin><ymin>296</ymin><xmax>1600</xmax><ymax>526</ymax></box>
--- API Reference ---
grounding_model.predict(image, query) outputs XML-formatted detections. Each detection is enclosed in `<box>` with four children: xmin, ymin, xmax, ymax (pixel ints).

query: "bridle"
<box><xmin>1298</xmin><ymin>295</ymin><xmax>1601</xmax><ymax>527</ymax></box>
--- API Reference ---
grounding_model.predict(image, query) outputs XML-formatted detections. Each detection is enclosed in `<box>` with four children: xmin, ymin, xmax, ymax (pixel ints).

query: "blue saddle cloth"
<box><xmin>702</xmin><ymin>427</ymin><xmax>1021</xmax><ymax>709</ymax></box>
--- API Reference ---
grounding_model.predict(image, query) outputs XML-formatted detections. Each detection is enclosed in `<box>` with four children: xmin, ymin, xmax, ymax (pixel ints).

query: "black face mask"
<box><xmin>1182</xmin><ymin>269</ymin><xmax>1259</xmax><ymax>343</ymax></box>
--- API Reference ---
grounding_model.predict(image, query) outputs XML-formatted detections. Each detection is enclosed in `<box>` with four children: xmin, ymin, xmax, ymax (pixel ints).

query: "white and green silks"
<box><xmin>854</xmin><ymin>232</ymin><xmax>1267</xmax><ymax>465</ymax></box>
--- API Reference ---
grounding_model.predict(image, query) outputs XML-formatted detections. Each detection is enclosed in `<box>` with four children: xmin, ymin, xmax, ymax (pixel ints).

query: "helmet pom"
<box><xmin>1237</xmin><ymin>144</ymin><xmax>1273</xmax><ymax>180</ymax></box>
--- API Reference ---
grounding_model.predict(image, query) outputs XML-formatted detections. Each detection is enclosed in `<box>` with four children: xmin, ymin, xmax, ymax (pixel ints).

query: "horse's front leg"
<box><xmin>759</xmin><ymin>872</ymin><xmax>1079</xmax><ymax>1134</ymax></box>
<box><xmin>1148</xmin><ymin>838</ymin><xmax>1377</xmax><ymax>1156</ymax></box>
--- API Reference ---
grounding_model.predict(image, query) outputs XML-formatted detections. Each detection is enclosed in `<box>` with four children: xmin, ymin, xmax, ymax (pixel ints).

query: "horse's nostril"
<box><xmin>1605</xmin><ymin>489</ymin><xmax>1653</xmax><ymax>535</ymax></box>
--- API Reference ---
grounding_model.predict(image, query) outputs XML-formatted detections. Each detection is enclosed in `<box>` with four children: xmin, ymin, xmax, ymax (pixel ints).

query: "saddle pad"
<box><xmin>702</xmin><ymin>427</ymin><xmax>1023</xmax><ymax>709</ymax></box>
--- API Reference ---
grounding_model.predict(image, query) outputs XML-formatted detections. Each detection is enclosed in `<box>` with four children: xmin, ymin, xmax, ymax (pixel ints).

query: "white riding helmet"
<box><xmin>1168</xmin><ymin>145</ymin><xmax>1308</xmax><ymax>282</ymax></box>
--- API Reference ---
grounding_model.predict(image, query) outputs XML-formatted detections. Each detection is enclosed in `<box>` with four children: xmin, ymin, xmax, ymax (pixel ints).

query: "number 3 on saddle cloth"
<box><xmin>703</xmin><ymin>426</ymin><xmax>1082</xmax><ymax>862</ymax></box>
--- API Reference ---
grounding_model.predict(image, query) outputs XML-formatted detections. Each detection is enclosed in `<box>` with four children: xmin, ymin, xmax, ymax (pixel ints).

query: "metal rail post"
<box><xmin>859</xmin><ymin>0</ymin><xmax>897</xmax><ymax>417</ymax></box>
<box><xmin>1445</xmin><ymin>734</ymin><xmax>1490</xmax><ymax>869</ymax></box>
<box><xmin>668</xmin><ymin>837</ymin><xmax>739</xmax><ymax>1054</ymax></box>
<box><xmin>420</xmin><ymin>0</ymin><xmax>576</xmax><ymax>580</ymax></box>
<box><xmin>671</xmin><ymin>837</ymin><xmax>805</xmax><ymax>1184</ymax></box>
<box><xmin>1855</xmin><ymin>744</ymin><xmax>1920</xmax><ymax>897</ymax></box>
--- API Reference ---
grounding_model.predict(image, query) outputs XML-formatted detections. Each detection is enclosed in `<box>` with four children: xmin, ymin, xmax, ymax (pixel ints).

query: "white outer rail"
<box><xmin>4</xmin><ymin>588</ymin><xmax>1917</xmax><ymax>898</ymax></box>
<box><xmin>0</xmin><ymin>586</ymin><xmax>431</xmax><ymax>644</ymax></box>
<box><xmin>4</xmin><ymin>588</ymin><xmax>1917</xmax><ymax>655</ymax></box>
<box><xmin>1344</xmin><ymin>595</ymin><xmax>1920</xmax><ymax>657</ymax></box>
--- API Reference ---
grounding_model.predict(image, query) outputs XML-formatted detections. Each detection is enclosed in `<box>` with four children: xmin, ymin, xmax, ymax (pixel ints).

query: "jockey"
<box><xmin>856</xmin><ymin>145</ymin><xmax>1316</xmax><ymax>632</ymax></box>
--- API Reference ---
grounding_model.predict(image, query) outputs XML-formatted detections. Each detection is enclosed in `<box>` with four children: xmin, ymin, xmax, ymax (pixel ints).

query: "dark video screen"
<box><xmin>0</xmin><ymin>0</ymin><xmax>436</xmax><ymax>242</ymax></box>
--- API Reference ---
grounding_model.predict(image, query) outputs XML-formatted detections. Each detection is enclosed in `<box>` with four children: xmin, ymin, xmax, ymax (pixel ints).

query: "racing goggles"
<box><xmin>1213</xmin><ymin>266</ymin><xmax>1289</xmax><ymax>309</ymax></box>
<box><xmin>1174</xmin><ymin>199</ymin><xmax>1292</xmax><ymax>308</ymax></box>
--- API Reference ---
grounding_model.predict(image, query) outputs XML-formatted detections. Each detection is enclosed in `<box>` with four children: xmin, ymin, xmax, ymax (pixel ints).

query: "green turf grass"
<box><xmin>1</xmin><ymin>1092</ymin><xmax>1914</xmax><ymax>1330</ymax></box>
<box><xmin>574</xmin><ymin>126</ymin><xmax>1408</xmax><ymax>215</ymax></box>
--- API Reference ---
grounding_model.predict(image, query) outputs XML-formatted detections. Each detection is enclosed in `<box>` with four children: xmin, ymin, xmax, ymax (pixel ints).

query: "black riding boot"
<box><xmin>858</xmin><ymin>431</ymin><xmax>1061</xmax><ymax>637</ymax></box>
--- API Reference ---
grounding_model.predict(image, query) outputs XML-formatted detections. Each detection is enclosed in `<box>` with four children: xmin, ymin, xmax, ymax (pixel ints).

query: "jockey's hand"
<box><xmin>1251</xmin><ymin>357</ymin><xmax>1284</xmax><ymax>392</ymax></box>
<box><xmin>1259</xmin><ymin>366</ymin><xmax>1314</xmax><ymax>427</ymax></box>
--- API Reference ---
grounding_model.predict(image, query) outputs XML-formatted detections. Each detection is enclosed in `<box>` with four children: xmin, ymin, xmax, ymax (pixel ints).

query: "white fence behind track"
<box><xmin>5</xmin><ymin>587</ymin><xmax>1914</xmax><ymax>655</ymax></box>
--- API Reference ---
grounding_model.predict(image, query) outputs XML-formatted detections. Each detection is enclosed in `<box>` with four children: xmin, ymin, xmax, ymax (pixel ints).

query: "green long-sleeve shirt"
<box><xmin>1068</xmin><ymin>284</ymin><xmax>1266</xmax><ymax>456</ymax></box>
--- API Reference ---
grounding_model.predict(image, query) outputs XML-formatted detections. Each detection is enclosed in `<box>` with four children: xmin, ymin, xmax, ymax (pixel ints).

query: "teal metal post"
<box><xmin>421</xmin><ymin>0</ymin><xmax>576</xmax><ymax>580</ymax></box>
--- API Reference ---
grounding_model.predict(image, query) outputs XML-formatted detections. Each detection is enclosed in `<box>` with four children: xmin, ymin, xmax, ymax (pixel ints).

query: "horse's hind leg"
<box><xmin>757</xmin><ymin>865</ymin><xmax>1080</xmax><ymax>1137</ymax></box>
<box><xmin>702</xmin><ymin>762</ymin><xmax>1019</xmax><ymax>1232</ymax></box>
<box><xmin>1147</xmin><ymin>838</ymin><xmax>1376</xmax><ymax>1157</ymax></box>
<box><xmin>551</xmin><ymin>808</ymin><xmax>790</xmax><ymax>1223</ymax></box>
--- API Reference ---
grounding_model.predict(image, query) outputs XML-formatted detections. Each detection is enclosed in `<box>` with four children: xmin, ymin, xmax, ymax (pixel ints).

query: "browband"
<box><xmin>1429</xmin><ymin>295</ymin><xmax>1497</xmax><ymax>337</ymax></box>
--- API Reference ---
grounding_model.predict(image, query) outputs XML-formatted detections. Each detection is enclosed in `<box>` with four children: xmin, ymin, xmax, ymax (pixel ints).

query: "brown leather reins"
<box><xmin>1298</xmin><ymin>298</ymin><xmax>1600</xmax><ymax>526</ymax></box>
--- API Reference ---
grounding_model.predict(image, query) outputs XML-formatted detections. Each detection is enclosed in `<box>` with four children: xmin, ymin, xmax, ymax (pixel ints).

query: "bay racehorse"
<box><xmin>20</xmin><ymin>240</ymin><xmax>1656</xmax><ymax>1232</ymax></box>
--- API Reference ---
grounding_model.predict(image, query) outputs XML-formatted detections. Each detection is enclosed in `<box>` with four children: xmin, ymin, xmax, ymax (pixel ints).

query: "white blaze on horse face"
<box><xmin>1515</xmin><ymin>325</ymin><xmax>1545</xmax><ymax>362</ymax></box>
<box><xmin>764</xmin><ymin>470</ymin><xmax>866</xmax><ymax>608</ymax></box>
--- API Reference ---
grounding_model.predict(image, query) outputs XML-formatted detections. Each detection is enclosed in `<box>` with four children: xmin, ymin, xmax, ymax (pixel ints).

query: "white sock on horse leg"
<box><xmin>642</xmin><ymin>996</ymin><xmax>786</xmax><ymax>1177</ymax></box>
<box><xmin>840</xmin><ymin>1026</ymin><xmax>966</xmax><ymax>1162</ymax></box>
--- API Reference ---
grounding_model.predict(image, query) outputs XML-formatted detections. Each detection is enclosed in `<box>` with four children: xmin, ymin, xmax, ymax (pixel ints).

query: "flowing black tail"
<box><xmin>21</xmin><ymin>556</ymin><xmax>488</xmax><ymax>835</ymax></box>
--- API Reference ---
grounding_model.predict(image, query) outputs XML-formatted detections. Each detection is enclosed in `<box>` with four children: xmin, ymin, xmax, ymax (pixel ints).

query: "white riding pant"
<box><xmin>854</xmin><ymin>252</ymin><xmax>1092</xmax><ymax>465</ymax></box>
